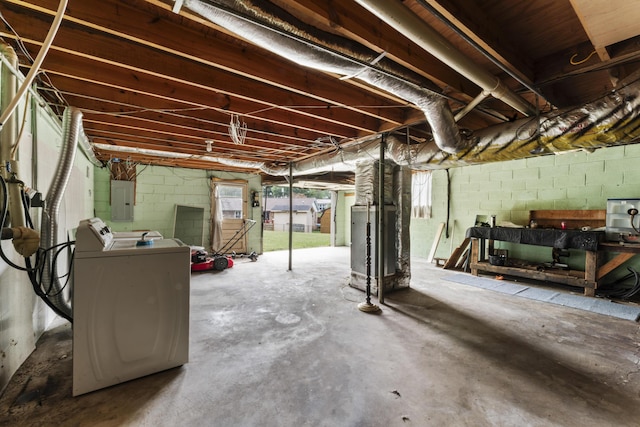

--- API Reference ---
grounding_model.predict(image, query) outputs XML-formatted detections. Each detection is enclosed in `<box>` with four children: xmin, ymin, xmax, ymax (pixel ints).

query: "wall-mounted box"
<box><xmin>111</xmin><ymin>180</ymin><xmax>134</xmax><ymax>222</ymax></box>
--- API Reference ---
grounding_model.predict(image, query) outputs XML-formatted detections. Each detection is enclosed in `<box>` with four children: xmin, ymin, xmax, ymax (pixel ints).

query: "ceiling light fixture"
<box><xmin>205</xmin><ymin>140</ymin><xmax>213</xmax><ymax>152</ymax></box>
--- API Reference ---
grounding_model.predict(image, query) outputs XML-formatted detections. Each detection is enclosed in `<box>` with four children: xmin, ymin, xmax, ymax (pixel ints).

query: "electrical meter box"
<box><xmin>606</xmin><ymin>198</ymin><xmax>640</xmax><ymax>242</ymax></box>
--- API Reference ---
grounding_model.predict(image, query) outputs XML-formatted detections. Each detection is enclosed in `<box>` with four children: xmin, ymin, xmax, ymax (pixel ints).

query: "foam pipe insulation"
<box><xmin>182</xmin><ymin>0</ymin><xmax>464</xmax><ymax>154</ymax></box>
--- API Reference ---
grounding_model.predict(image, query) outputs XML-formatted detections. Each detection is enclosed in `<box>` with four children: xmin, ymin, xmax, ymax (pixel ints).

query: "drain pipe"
<box><xmin>354</xmin><ymin>0</ymin><xmax>537</xmax><ymax>117</ymax></box>
<box><xmin>0</xmin><ymin>44</ymin><xmax>25</xmax><ymax>228</ymax></box>
<box><xmin>40</xmin><ymin>106</ymin><xmax>83</xmax><ymax>320</ymax></box>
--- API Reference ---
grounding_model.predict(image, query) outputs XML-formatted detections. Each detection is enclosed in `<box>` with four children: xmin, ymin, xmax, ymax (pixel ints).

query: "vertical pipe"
<box><xmin>0</xmin><ymin>45</ymin><xmax>17</xmax><ymax>226</ymax></box>
<box><xmin>0</xmin><ymin>44</ymin><xmax>24</xmax><ymax>228</ymax></box>
<box><xmin>288</xmin><ymin>161</ymin><xmax>293</xmax><ymax>271</ymax></box>
<box><xmin>378</xmin><ymin>135</ymin><xmax>385</xmax><ymax>304</ymax></box>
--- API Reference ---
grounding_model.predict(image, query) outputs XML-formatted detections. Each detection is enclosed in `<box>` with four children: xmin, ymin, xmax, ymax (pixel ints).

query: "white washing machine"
<box><xmin>79</xmin><ymin>217</ymin><xmax>164</xmax><ymax>242</ymax></box>
<box><xmin>73</xmin><ymin>218</ymin><xmax>190</xmax><ymax>396</ymax></box>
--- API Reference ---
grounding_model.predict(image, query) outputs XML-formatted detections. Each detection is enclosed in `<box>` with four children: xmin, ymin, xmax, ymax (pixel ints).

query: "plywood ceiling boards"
<box><xmin>570</xmin><ymin>0</ymin><xmax>640</xmax><ymax>59</ymax></box>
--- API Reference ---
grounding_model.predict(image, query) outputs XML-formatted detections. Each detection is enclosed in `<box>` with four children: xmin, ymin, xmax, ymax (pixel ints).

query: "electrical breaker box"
<box><xmin>111</xmin><ymin>180</ymin><xmax>134</xmax><ymax>222</ymax></box>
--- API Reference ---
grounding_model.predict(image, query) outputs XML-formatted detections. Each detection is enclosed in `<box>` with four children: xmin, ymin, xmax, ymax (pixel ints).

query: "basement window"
<box><xmin>411</xmin><ymin>170</ymin><xmax>432</xmax><ymax>219</ymax></box>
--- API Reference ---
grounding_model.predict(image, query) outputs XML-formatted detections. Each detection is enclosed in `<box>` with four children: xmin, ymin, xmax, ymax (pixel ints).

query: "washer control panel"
<box><xmin>75</xmin><ymin>218</ymin><xmax>114</xmax><ymax>252</ymax></box>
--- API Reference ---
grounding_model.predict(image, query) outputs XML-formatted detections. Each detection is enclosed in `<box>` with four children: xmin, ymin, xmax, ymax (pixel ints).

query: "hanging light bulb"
<box><xmin>205</xmin><ymin>140</ymin><xmax>213</xmax><ymax>152</ymax></box>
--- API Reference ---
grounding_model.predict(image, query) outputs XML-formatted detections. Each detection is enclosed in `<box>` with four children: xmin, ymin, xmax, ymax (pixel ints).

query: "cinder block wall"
<box><xmin>0</xmin><ymin>101</ymin><xmax>94</xmax><ymax>393</ymax></box>
<box><xmin>411</xmin><ymin>144</ymin><xmax>640</xmax><ymax>274</ymax></box>
<box><xmin>94</xmin><ymin>167</ymin><xmax>263</xmax><ymax>253</ymax></box>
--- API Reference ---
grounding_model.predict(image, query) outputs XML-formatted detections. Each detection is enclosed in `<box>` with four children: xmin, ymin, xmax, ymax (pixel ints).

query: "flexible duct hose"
<box><xmin>40</xmin><ymin>107</ymin><xmax>83</xmax><ymax>319</ymax></box>
<box><xmin>183</xmin><ymin>0</ymin><xmax>465</xmax><ymax>153</ymax></box>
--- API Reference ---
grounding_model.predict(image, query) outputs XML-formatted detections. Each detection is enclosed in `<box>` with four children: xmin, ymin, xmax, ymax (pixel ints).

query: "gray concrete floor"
<box><xmin>1</xmin><ymin>246</ymin><xmax>640</xmax><ymax>426</ymax></box>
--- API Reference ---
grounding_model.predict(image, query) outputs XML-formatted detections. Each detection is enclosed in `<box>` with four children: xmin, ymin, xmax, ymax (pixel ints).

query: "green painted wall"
<box><xmin>94</xmin><ymin>166</ymin><xmax>263</xmax><ymax>253</ymax></box>
<box><xmin>410</xmin><ymin>144</ymin><xmax>640</xmax><ymax>278</ymax></box>
<box><xmin>0</xmin><ymin>97</ymin><xmax>94</xmax><ymax>391</ymax></box>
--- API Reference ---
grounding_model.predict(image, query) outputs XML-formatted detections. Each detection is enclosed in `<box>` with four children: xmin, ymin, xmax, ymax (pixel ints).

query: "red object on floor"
<box><xmin>190</xmin><ymin>256</ymin><xmax>233</xmax><ymax>272</ymax></box>
<box><xmin>191</xmin><ymin>259</ymin><xmax>214</xmax><ymax>272</ymax></box>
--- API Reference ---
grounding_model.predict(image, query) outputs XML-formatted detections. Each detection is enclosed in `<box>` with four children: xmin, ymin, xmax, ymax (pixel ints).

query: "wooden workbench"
<box><xmin>467</xmin><ymin>226</ymin><xmax>605</xmax><ymax>296</ymax></box>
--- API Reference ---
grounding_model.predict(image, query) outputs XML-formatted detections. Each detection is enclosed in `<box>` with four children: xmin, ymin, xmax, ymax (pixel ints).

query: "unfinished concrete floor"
<box><xmin>1</xmin><ymin>246</ymin><xmax>640</xmax><ymax>426</ymax></box>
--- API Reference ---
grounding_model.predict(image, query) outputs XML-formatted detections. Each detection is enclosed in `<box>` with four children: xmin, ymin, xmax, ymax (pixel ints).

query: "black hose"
<box><xmin>0</xmin><ymin>175</ymin><xmax>73</xmax><ymax>322</ymax></box>
<box><xmin>597</xmin><ymin>267</ymin><xmax>640</xmax><ymax>300</ymax></box>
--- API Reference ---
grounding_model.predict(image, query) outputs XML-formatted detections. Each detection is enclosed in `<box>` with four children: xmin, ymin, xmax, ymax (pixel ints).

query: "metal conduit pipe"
<box><xmin>354</xmin><ymin>0</ymin><xmax>538</xmax><ymax>117</ymax></box>
<box><xmin>183</xmin><ymin>0</ymin><xmax>464</xmax><ymax>153</ymax></box>
<box><xmin>40</xmin><ymin>106</ymin><xmax>83</xmax><ymax>319</ymax></box>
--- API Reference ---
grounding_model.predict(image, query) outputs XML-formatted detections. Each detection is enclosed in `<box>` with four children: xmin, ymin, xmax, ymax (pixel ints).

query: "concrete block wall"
<box><xmin>0</xmin><ymin>98</ymin><xmax>94</xmax><ymax>393</ymax></box>
<box><xmin>94</xmin><ymin>167</ymin><xmax>263</xmax><ymax>253</ymax></box>
<box><xmin>411</xmin><ymin>144</ymin><xmax>640</xmax><ymax>272</ymax></box>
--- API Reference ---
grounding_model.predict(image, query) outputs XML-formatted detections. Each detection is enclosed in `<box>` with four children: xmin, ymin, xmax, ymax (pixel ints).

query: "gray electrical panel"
<box><xmin>351</xmin><ymin>205</ymin><xmax>396</xmax><ymax>278</ymax></box>
<box><xmin>111</xmin><ymin>180</ymin><xmax>134</xmax><ymax>222</ymax></box>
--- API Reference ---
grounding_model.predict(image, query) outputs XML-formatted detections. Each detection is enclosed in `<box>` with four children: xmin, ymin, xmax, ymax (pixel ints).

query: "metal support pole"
<box><xmin>378</xmin><ymin>135</ymin><xmax>386</xmax><ymax>304</ymax></box>
<box><xmin>358</xmin><ymin>201</ymin><xmax>380</xmax><ymax>312</ymax></box>
<box><xmin>288</xmin><ymin>161</ymin><xmax>293</xmax><ymax>271</ymax></box>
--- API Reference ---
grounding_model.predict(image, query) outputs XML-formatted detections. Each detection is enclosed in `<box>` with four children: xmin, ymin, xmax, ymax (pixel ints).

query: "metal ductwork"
<box><xmin>93</xmin><ymin>73</ymin><xmax>640</xmax><ymax>176</ymax></box>
<box><xmin>261</xmin><ymin>73</ymin><xmax>640</xmax><ymax>175</ymax></box>
<box><xmin>182</xmin><ymin>0</ymin><xmax>465</xmax><ymax>154</ymax></box>
<box><xmin>40</xmin><ymin>106</ymin><xmax>83</xmax><ymax>320</ymax></box>
<box><xmin>354</xmin><ymin>0</ymin><xmax>538</xmax><ymax>117</ymax></box>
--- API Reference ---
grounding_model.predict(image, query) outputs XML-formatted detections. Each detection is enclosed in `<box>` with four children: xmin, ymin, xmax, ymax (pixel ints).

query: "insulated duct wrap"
<box><xmin>354</xmin><ymin>160</ymin><xmax>394</xmax><ymax>206</ymax></box>
<box><xmin>183</xmin><ymin>0</ymin><xmax>464</xmax><ymax>153</ymax></box>
<box><xmin>261</xmin><ymin>74</ymin><xmax>640</xmax><ymax>175</ymax></box>
<box><xmin>394</xmin><ymin>165</ymin><xmax>411</xmax><ymax>288</ymax></box>
<box><xmin>91</xmin><ymin>70</ymin><xmax>640</xmax><ymax>176</ymax></box>
<box><xmin>41</xmin><ymin>106</ymin><xmax>83</xmax><ymax>319</ymax></box>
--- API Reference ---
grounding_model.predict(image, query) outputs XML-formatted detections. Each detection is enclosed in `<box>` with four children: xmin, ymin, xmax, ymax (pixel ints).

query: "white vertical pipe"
<box><xmin>0</xmin><ymin>44</ymin><xmax>24</xmax><ymax>228</ymax></box>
